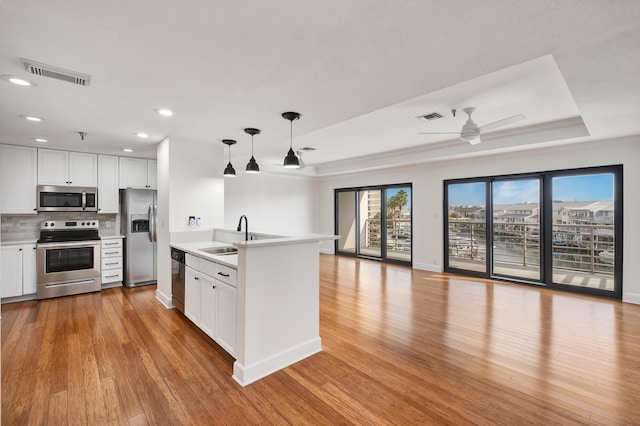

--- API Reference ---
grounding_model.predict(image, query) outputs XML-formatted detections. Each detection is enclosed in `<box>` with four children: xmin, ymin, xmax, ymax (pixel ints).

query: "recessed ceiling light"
<box><xmin>1</xmin><ymin>75</ymin><xmax>34</xmax><ymax>86</ymax></box>
<box><xmin>136</xmin><ymin>132</ymin><xmax>149</xmax><ymax>139</ymax></box>
<box><xmin>20</xmin><ymin>115</ymin><xmax>43</xmax><ymax>122</ymax></box>
<box><xmin>155</xmin><ymin>108</ymin><xmax>173</xmax><ymax>117</ymax></box>
<box><xmin>34</xmin><ymin>138</ymin><xmax>48</xmax><ymax>143</ymax></box>
<box><xmin>122</xmin><ymin>148</ymin><xmax>133</xmax><ymax>153</ymax></box>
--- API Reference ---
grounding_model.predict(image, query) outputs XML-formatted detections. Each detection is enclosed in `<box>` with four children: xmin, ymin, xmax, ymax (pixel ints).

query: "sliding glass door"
<box><xmin>446</xmin><ymin>181</ymin><xmax>487</xmax><ymax>274</ymax></box>
<box><xmin>549</xmin><ymin>173</ymin><xmax>617</xmax><ymax>292</ymax></box>
<box><xmin>445</xmin><ymin>166</ymin><xmax>622</xmax><ymax>298</ymax></box>
<box><xmin>335</xmin><ymin>184</ymin><xmax>412</xmax><ymax>265</ymax></box>
<box><xmin>491</xmin><ymin>178</ymin><xmax>541</xmax><ymax>281</ymax></box>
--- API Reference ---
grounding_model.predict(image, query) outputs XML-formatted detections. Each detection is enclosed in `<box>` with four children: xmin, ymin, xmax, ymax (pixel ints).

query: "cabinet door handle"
<box><xmin>104</xmin><ymin>251</ymin><xmax>119</xmax><ymax>255</ymax></box>
<box><xmin>104</xmin><ymin>242</ymin><xmax>118</xmax><ymax>246</ymax></box>
<box><xmin>105</xmin><ymin>274</ymin><xmax>119</xmax><ymax>278</ymax></box>
<box><xmin>212</xmin><ymin>285</ymin><xmax>216</xmax><ymax>289</ymax></box>
<box><xmin>105</xmin><ymin>262</ymin><xmax>119</xmax><ymax>265</ymax></box>
<box><xmin>217</xmin><ymin>272</ymin><xmax>229</xmax><ymax>277</ymax></box>
<box><xmin>194</xmin><ymin>277</ymin><xmax>199</xmax><ymax>280</ymax></box>
<box><xmin>18</xmin><ymin>248</ymin><xmax>22</xmax><ymax>251</ymax></box>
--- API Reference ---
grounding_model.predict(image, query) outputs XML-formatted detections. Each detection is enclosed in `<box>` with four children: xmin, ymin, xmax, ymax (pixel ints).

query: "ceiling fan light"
<box><xmin>284</xmin><ymin>148</ymin><xmax>300</xmax><ymax>168</ymax></box>
<box><xmin>246</xmin><ymin>156</ymin><xmax>260</xmax><ymax>173</ymax></box>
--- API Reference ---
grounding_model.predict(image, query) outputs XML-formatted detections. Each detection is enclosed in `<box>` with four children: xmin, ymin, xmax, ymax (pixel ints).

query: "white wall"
<box><xmin>317</xmin><ymin>137</ymin><xmax>640</xmax><ymax>303</ymax></box>
<box><xmin>169</xmin><ymin>139</ymin><xmax>224</xmax><ymax>231</ymax></box>
<box><xmin>156</xmin><ymin>137</ymin><xmax>225</xmax><ymax>306</ymax></box>
<box><xmin>224</xmin><ymin>172</ymin><xmax>318</xmax><ymax>235</ymax></box>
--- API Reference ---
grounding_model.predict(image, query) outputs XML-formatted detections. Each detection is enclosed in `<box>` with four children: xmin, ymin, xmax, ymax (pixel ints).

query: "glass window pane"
<box><xmin>337</xmin><ymin>191</ymin><xmax>357</xmax><ymax>254</ymax></box>
<box><xmin>359</xmin><ymin>190</ymin><xmax>381</xmax><ymax>257</ymax></box>
<box><xmin>386</xmin><ymin>187</ymin><xmax>411</xmax><ymax>262</ymax></box>
<box><xmin>551</xmin><ymin>174</ymin><xmax>615</xmax><ymax>291</ymax></box>
<box><xmin>447</xmin><ymin>182</ymin><xmax>487</xmax><ymax>273</ymax></box>
<box><xmin>491</xmin><ymin>179</ymin><xmax>541</xmax><ymax>281</ymax></box>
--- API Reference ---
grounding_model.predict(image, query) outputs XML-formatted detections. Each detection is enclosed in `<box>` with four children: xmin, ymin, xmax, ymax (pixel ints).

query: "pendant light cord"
<box><xmin>289</xmin><ymin>119</ymin><xmax>293</xmax><ymax>149</ymax></box>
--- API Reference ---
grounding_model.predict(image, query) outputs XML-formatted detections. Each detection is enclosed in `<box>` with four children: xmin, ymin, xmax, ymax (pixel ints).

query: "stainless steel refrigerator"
<box><xmin>120</xmin><ymin>188</ymin><xmax>157</xmax><ymax>287</ymax></box>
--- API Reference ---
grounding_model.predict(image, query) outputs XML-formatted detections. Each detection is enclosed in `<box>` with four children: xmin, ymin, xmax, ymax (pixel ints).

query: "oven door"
<box><xmin>37</xmin><ymin>241</ymin><xmax>101</xmax><ymax>286</ymax></box>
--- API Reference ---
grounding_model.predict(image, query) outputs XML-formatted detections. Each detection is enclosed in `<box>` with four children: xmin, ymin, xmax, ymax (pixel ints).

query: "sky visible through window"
<box><xmin>448</xmin><ymin>174</ymin><xmax>613</xmax><ymax>206</ymax></box>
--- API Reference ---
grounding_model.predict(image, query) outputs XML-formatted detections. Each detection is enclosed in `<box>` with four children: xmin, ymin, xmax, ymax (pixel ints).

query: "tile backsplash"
<box><xmin>1</xmin><ymin>213</ymin><xmax>119</xmax><ymax>236</ymax></box>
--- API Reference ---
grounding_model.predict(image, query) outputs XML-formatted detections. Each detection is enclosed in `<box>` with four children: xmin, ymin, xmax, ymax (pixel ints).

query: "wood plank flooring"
<box><xmin>3</xmin><ymin>254</ymin><xmax>640</xmax><ymax>424</ymax></box>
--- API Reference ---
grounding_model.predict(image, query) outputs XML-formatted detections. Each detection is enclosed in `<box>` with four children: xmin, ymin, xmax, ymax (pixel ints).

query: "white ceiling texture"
<box><xmin>1</xmin><ymin>1</ymin><xmax>639</xmax><ymax>176</ymax></box>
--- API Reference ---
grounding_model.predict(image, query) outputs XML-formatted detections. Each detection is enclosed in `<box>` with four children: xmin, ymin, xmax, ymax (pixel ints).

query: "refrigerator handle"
<box><xmin>148</xmin><ymin>204</ymin><xmax>154</xmax><ymax>243</ymax></box>
<box><xmin>152</xmin><ymin>204</ymin><xmax>157</xmax><ymax>242</ymax></box>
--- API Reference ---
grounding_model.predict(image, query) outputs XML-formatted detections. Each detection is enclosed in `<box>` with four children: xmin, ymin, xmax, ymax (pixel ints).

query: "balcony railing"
<box><xmin>448</xmin><ymin>219</ymin><xmax>614</xmax><ymax>277</ymax></box>
<box><xmin>362</xmin><ymin>218</ymin><xmax>411</xmax><ymax>253</ymax></box>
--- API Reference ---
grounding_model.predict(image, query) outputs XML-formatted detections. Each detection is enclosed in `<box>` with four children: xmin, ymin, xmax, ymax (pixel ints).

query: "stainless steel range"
<box><xmin>36</xmin><ymin>220</ymin><xmax>101</xmax><ymax>299</ymax></box>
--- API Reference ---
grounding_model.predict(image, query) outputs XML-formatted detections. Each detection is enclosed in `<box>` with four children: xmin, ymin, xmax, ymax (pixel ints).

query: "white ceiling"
<box><xmin>1</xmin><ymin>1</ymin><xmax>639</xmax><ymax>176</ymax></box>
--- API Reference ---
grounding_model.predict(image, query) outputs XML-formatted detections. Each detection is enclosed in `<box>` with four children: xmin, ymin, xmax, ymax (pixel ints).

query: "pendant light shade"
<box><xmin>282</xmin><ymin>111</ymin><xmax>301</xmax><ymax>169</ymax></box>
<box><xmin>222</xmin><ymin>139</ymin><xmax>237</xmax><ymax>177</ymax></box>
<box><xmin>244</xmin><ymin>128</ymin><xmax>261</xmax><ymax>174</ymax></box>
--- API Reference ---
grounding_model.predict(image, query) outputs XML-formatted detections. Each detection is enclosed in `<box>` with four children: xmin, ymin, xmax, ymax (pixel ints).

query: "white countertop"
<box><xmin>1</xmin><ymin>232</ymin><xmax>38</xmax><ymax>245</ymax></box>
<box><xmin>171</xmin><ymin>240</ymin><xmax>239</xmax><ymax>268</ymax></box>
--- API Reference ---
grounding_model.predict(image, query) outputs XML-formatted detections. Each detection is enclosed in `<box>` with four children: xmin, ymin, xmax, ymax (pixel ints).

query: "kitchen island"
<box><xmin>170</xmin><ymin>230</ymin><xmax>337</xmax><ymax>386</ymax></box>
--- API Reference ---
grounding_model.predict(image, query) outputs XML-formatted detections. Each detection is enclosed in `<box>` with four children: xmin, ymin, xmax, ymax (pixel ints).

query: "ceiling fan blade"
<box><xmin>418</xmin><ymin>132</ymin><xmax>462</xmax><ymax>135</ymax></box>
<box><xmin>478</xmin><ymin>114</ymin><xmax>525</xmax><ymax>132</ymax></box>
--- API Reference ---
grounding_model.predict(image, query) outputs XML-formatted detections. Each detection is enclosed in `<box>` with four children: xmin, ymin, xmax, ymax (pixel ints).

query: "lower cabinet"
<box><xmin>101</xmin><ymin>238</ymin><xmax>123</xmax><ymax>286</ymax></box>
<box><xmin>1</xmin><ymin>243</ymin><xmax>37</xmax><ymax>299</ymax></box>
<box><xmin>184</xmin><ymin>260</ymin><xmax>237</xmax><ymax>356</ymax></box>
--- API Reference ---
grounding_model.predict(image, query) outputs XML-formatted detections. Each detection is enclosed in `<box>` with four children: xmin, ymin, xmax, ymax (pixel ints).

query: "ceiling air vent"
<box><xmin>417</xmin><ymin>112</ymin><xmax>443</xmax><ymax>121</ymax></box>
<box><xmin>22</xmin><ymin>59</ymin><xmax>91</xmax><ymax>86</ymax></box>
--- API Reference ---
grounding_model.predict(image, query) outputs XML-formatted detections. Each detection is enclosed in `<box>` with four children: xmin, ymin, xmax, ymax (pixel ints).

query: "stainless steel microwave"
<box><xmin>37</xmin><ymin>185</ymin><xmax>98</xmax><ymax>212</ymax></box>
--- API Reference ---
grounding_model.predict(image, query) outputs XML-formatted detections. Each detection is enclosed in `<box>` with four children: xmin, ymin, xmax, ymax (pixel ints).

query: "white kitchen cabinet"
<box><xmin>101</xmin><ymin>238</ymin><xmax>123</xmax><ymax>285</ymax></box>
<box><xmin>185</xmin><ymin>267</ymin><xmax>201</xmax><ymax>324</ymax></box>
<box><xmin>185</xmin><ymin>266</ymin><xmax>217</xmax><ymax>339</ymax></box>
<box><xmin>119</xmin><ymin>158</ymin><xmax>157</xmax><ymax>189</ymax></box>
<box><xmin>38</xmin><ymin>149</ymin><xmax>97</xmax><ymax>186</ymax></box>
<box><xmin>184</xmin><ymin>257</ymin><xmax>236</xmax><ymax>355</ymax></box>
<box><xmin>1</xmin><ymin>243</ymin><xmax>37</xmax><ymax>299</ymax></box>
<box><xmin>199</xmin><ymin>276</ymin><xmax>217</xmax><ymax>339</ymax></box>
<box><xmin>215</xmin><ymin>280</ymin><xmax>236</xmax><ymax>355</ymax></box>
<box><xmin>22</xmin><ymin>243</ymin><xmax>37</xmax><ymax>295</ymax></box>
<box><xmin>0</xmin><ymin>145</ymin><xmax>37</xmax><ymax>214</ymax></box>
<box><xmin>97</xmin><ymin>155</ymin><xmax>119</xmax><ymax>213</ymax></box>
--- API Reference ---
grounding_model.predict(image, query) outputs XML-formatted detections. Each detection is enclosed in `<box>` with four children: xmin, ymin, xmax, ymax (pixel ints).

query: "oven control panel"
<box><xmin>41</xmin><ymin>220</ymin><xmax>100</xmax><ymax>230</ymax></box>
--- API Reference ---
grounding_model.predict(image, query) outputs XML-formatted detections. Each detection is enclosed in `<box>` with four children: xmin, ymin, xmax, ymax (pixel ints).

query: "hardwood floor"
<box><xmin>3</xmin><ymin>254</ymin><xmax>640</xmax><ymax>424</ymax></box>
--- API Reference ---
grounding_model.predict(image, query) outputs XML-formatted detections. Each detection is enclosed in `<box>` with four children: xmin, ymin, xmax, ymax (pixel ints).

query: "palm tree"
<box><xmin>386</xmin><ymin>189</ymin><xmax>408</xmax><ymax>250</ymax></box>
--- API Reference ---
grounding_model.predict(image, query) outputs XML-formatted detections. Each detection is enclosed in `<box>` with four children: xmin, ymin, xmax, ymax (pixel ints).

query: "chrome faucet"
<box><xmin>237</xmin><ymin>215</ymin><xmax>248</xmax><ymax>241</ymax></box>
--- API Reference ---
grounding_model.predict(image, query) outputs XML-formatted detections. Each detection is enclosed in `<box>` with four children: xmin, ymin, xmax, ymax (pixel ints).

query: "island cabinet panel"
<box><xmin>215</xmin><ymin>280</ymin><xmax>236</xmax><ymax>355</ymax></box>
<box><xmin>184</xmin><ymin>258</ymin><xmax>235</xmax><ymax>353</ymax></box>
<box><xmin>185</xmin><ymin>267</ymin><xmax>201</xmax><ymax>324</ymax></box>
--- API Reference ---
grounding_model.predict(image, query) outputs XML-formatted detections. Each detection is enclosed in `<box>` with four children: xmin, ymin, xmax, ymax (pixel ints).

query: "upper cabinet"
<box><xmin>119</xmin><ymin>158</ymin><xmax>157</xmax><ymax>189</ymax></box>
<box><xmin>0</xmin><ymin>144</ymin><xmax>37</xmax><ymax>214</ymax></box>
<box><xmin>97</xmin><ymin>155</ymin><xmax>119</xmax><ymax>213</ymax></box>
<box><xmin>38</xmin><ymin>149</ymin><xmax>97</xmax><ymax>187</ymax></box>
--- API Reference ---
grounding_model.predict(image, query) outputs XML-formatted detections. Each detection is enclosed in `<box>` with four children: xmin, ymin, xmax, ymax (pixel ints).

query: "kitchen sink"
<box><xmin>200</xmin><ymin>246</ymin><xmax>238</xmax><ymax>256</ymax></box>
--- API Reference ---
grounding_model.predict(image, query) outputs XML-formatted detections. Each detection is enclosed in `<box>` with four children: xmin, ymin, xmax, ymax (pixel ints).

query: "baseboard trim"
<box><xmin>413</xmin><ymin>262</ymin><xmax>442</xmax><ymax>272</ymax></box>
<box><xmin>155</xmin><ymin>288</ymin><xmax>173</xmax><ymax>308</ymax></box>
<box><xmin>319</xmin><ymin>247</ymin><xmax>335</xmax><ymax>255</ymax></box>
<box><xmin>232</xmin><ymin>337</ymin><xmax>322</xmax><ymax>387</ymax></box>
<box><xmin>623</xmin><ymin>292</ymin><xmax>640</xmax><ymax>305</ymax></box>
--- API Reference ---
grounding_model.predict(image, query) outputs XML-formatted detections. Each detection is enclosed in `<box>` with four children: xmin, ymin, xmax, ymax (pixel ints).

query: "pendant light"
<box><xmin>282</xmin><ymin>111</ymin><xmax>301</xmax><ymax>169</ymax></box>
<box><xmin>244</xmin><ymin>128</ymin><xmax>261</xmax><ymax>174</ymax></box>
<box><xmin>222</xmin><ymin>139</ymin><xmax>237</xmax><ymax>177</ymax></box>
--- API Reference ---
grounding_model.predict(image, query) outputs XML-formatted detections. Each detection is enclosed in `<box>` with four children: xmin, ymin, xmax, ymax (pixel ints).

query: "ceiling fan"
<box><xmin>419</xmin><ymin>107</ymin><xmax>525</xmax><ymax>145</ymax></box>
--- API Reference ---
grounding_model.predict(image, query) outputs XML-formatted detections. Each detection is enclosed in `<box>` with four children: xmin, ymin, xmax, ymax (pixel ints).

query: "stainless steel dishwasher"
<box><xmin>170</xmin><ymin>248</ymin><xmax>186</xmax><ymax>313</ymax></box>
